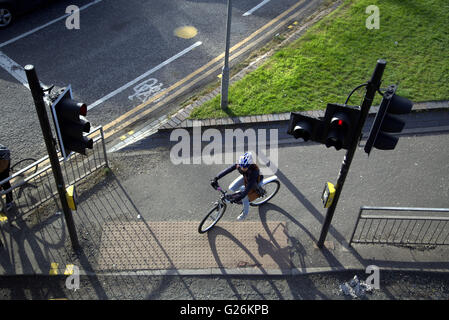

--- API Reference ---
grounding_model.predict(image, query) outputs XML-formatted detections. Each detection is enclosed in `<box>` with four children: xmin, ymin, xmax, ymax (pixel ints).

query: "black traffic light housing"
<box><xmin>364</xmin><ymin>84</ymin><xmax>413</xmax><ymax>155</ymax></box>
<box><xmin>287</xmin><ymin>112</ymin><xmax>324</xmax><ymax>142</ymax></box>
<box><xmin>322</xmin><ymin>103</ymin><xmax>361</xmax><ymax>150</ymax></box>
<box><xmin>287</xmin><ymin>103</ymin><xmax>361</xmax><ymax>151</ymax></box>
<box><xmin>49</xmin><ymin>85</ymin><xmax>93</xmax><ymax>158</ymax></box>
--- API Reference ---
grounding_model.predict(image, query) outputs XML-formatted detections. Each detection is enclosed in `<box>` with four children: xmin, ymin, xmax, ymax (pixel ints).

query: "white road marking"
<box><xmin>0</xmin><ymin>50</ymin><xmax>46</xmax><ymax>89</ymax></box>
<box><xmin>0</xmin><ymin>50</ymin><xmax>29</xmax><ymax>87</ymax></box>
<box><xmin>243</xmin><ymin>0</ymin><xmax>271</xmax><ymax>16</ymax></box>
<box><xmin>128</xmin><ymin>78</ymin><xmax>164</xmax><ymax>103</ymax></box>
<box><xmin>0</xmin><ymin>0</ymin><xmax>103</xmax><ymax>49</ymax></box>
<box><xmin>87</xmin><ymin>41</ymin><xmax>202</xmax><ymax>110</ymax></box>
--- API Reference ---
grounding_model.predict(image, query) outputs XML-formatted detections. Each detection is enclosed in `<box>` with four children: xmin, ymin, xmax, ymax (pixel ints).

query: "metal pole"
<box><xmin>221</xmin><ymin>0</ymin><xmax>232</xmax><ymax>109</ymax></box>
<box><xmin>348</xmin><ymin>207</ymin><xmax>364</xmax><ymax>247</ymax></box>
<box><xmin>24</xmin><ymin>65</ymin><xmax>80</xmax><ymax>252</ymax></box>
<box><xmin>99</xmin><ymin>127</ymin><xmax>109</xmax><ymax>168</ymax></box>
<box><xmin>317</xmin><ymin>59</ymin><xmax>387</xmax><ymax>248</ymax></box>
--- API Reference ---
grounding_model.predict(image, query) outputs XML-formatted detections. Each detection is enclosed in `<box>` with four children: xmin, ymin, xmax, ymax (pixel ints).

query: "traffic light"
<box><xmin>322</xmin><ymin>103</ymin><xmax>361</xmax><ymax>150</ymax></box>
<box><xmin>50</xmin><ymin>86</ymin><xmax>93</xmax><ymax>158</ymax></box>
<box><xmin>364</xmin><ymin>84</ymin><xmax>413</xmax><ymax>155</ymax></box>
<box><xmin>287</xmin><ymin>112</ymin><xmax>324</xmax><ymax>142</ymax></box>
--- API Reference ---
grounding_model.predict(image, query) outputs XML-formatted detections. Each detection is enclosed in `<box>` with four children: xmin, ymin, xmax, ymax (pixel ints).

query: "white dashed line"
<box><xmin>243</xmin><ymin>0</ymin><xmax>271</xmax><ymax>16</ymax></box>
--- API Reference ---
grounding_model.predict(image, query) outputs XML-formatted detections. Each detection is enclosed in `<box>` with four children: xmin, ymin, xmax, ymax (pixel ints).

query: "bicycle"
<box><xmin>0</xmin><ymin>158</ymin><xmax>38</xmax><ymax>208</ymax></box>
<box><xmin>198</xmin><ymin>175</ymin><xmax>281</xmax><ymax>233</ymax></box>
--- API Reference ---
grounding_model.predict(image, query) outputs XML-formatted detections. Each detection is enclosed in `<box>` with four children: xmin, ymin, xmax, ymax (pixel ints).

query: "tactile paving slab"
<box><xmin>96</xmin><ymin>221</ymin><xmax>290</xmax><ymax>271</ymax></box>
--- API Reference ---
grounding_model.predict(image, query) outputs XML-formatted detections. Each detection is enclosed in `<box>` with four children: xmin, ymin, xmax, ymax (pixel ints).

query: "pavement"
<box><xmin>1</xmin><ymin>99</ymin><xmax>449</xmax><ymax>282</ymax></box>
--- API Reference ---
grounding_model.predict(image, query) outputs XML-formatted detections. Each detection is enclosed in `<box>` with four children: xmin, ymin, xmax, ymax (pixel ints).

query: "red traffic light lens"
<box><xmin>79</xmin><ymin>103</ymin><xmax>87</xmax><ymax>116</ymax></box>
<box><xmin>338</xmin><ymin>119</ymin><xmax>343</xmax><ymax>126</ymax></box>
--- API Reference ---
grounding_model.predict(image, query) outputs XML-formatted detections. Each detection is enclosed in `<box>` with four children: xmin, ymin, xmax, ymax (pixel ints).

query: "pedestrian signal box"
<box><xmin>321</xmin><ymin>182</ymin><xmax>336</xmax><ymax>208</ymax></box>
<box><xmin>66</xmin><ymin>185</ymin><xmax>77</xmax><ymax>211</ymax></box>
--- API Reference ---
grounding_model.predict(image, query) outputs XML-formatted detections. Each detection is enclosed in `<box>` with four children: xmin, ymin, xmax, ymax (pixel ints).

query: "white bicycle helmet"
<box><xmin>238</xmin><ymin>152</ymin><xmax>253</xmax><ymax>168</ymax></box>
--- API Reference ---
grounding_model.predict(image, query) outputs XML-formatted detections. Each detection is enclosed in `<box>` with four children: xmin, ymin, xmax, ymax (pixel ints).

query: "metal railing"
<box><xmin>0</xmin><ymin>126</ymin><xmax>108</xmax><ymax>218</ymax></box>
<box><xmin>349</xmin><ymin>206</ymin><xmax>449</xmax><ymax>247</ymax></box>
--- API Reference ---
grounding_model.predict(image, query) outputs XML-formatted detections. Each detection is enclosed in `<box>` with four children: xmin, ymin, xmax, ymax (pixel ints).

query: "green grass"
<box><xmin>190</xmin><ymin>0</ymin><xmax>449</xmax><ymax>119</ymax></box>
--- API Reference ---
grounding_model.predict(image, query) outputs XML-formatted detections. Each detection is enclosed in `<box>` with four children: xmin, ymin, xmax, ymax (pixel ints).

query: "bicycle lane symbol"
<box><xmin>128</xmin><ymin>78</ymin><xmax>165</xmax><ymax>104</ymax></box>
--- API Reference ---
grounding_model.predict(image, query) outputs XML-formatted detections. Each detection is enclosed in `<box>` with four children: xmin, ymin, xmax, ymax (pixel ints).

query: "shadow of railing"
<box><xmin>68</xmin><ymin>171</ymin><xmax>196</xmax><ymax>299</ymax></box>
<box><xmin>0</xmin><ymin>126</ymin><xmax>108</xmax><ymax>221</ymax></box>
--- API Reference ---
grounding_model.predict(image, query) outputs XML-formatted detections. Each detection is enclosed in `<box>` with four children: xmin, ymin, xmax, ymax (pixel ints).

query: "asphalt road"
<box><xmin>1</xmin><ymin>270</ymin><xmax>449</xmax><ymax>300</ymax></box>
<box><xmin>0</xmin><ymin>0</ymin><xmax>325</xmax><ymax>162</ymax></box>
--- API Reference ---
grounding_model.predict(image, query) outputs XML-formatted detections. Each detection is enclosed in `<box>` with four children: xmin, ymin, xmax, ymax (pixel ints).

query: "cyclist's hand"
<box><xmin>210</xmin><ymin>178</ymin><xmax>219</xmax><ymax>190</ymax></box>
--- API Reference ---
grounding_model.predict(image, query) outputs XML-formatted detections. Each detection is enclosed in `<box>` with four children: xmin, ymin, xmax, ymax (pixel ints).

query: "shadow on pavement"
<box><xmin>71</xmin><ymin>171</ymin><xmax>196</xmax><ymax>299</ymax></box>
<box><xmin>207</xmin><ymin>225</ymin><xmax>286</xmax><ymax>300</ymax></box>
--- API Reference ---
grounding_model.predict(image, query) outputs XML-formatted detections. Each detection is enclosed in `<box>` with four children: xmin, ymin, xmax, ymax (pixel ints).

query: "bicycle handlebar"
<box><xmin>212</xmin><ymin>183</ymin><xmax>226</xmax><ymax>196</ymax></box>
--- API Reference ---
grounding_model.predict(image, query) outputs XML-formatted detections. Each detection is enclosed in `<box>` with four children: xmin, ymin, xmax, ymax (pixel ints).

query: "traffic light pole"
<box><xmin>25</xmin><ymin>65</ymin><xmax>80</xmax><ymax>252</ymax></box>
<box><xmin>221</xmin><ymin>0</ymin><xmax>232</xmax><ymax>109</ymax></box>
<box><xmin>317</xmin><ymin>60</ymin><xmax>387</xmax><ymax>248</ymax></box>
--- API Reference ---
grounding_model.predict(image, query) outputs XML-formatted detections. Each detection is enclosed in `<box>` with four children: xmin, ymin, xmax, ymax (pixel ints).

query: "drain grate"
<box><xmin>97</xmin><ymin>221</ymin><xmax>290</xmax><ymax>271</ymax></box>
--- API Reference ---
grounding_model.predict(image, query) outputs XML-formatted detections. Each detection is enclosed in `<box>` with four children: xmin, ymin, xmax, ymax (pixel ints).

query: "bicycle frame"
<box><xmin>215</xmin><ymin>174</ymin><xmax>279</xmax><ymax>204</ymax></box>
<box><xmin>215</xmin><ymin>186</ymin><xmax>231</xmax><ymax>204</ymax></box>
<box><xmin>261</xmin><ymin>175</ymin><xmax>279</xmax><ymax>185</ymax></box>
<box><xmin>199</xmin><ymin>176</ymin><xmax>280</xmax><ymax>233</ymax></box>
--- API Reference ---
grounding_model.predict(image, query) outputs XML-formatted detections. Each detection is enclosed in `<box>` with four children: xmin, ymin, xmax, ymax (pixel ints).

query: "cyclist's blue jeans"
<box><xmin>229</xmin><ymin>176</ymin><xmax>250</xmax><ymax>215</ymax></box>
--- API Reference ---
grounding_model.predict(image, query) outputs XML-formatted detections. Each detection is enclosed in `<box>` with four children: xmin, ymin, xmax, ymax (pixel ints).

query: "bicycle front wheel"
<box><xmin>250</xmin><ymin>180</ymin><xmax>280</xmax><ymax>207</ymax></box>
<box><xmin>198</xmin><ymin>202</ymin><xmax>226</xmax><ymax>234</ymax></box>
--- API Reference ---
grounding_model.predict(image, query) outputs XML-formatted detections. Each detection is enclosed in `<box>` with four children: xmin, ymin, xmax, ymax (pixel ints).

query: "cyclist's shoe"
<box><xmin>236</xmin><ymin>210</ymin><xmax>248</xmax><ymax>221</ymax></box>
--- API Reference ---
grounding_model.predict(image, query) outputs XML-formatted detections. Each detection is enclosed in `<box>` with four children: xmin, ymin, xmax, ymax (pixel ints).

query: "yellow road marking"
<box><xmin>174</xmin><ymin>26</ymin><xmax>198</xmax><ymax>39</ymax></box>
<box><xmin>64</xmin><ymin>264</ymin><xmax>75</xmax><ymax>275</ymax></box>
<box><xmin>0</xmin><ymin>212</ymin><xmax>7</xmax><ymax>222</ymax></box>
<box><xmin>99</xmin><ymin>0</ymin><xmax>308</xmax><ymax>139</ymax></box>
<box><xmin>49</xmin><ymin>262</ymin><xmax>59</xmax><ymax>275</ymax></box>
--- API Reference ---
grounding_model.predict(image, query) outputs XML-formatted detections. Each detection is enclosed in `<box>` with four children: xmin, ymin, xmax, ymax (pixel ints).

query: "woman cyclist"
<box><xmin>211</xmin><ymin>152</ymin><xmax>262</xmax><ymax>221</ymax></box>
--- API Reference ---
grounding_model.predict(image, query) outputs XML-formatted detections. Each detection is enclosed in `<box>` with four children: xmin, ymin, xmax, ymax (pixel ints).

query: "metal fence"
<box><xmin>0</xmin><ymin>126</ymin><xmax>108</xmax><ymax>219</ymax></box>
<box><xmin>349</xmin><ymin>206</ymin><xmax>449</xmax><ymax>247</ymax></box>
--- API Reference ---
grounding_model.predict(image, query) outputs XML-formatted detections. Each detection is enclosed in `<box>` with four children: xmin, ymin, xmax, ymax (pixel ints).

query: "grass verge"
<box><xmin>190</xmin><ymin>0</ymin><xmax>449</xmax><ymax>119</ymax></box>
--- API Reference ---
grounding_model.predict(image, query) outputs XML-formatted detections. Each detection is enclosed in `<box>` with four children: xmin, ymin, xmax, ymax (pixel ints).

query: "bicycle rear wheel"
<box><xmin>250</xmin><ymin>180</ymin><xmax>280</xmax><ymax>206</ymax></box>
<box><xmin>198</xmin><ymin>202</ymin><xmax>226</xmax><ymax>233</ymax></box>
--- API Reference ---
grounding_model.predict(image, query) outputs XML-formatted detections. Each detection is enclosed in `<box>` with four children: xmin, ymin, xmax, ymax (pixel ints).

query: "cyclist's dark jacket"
<box><xmin>216</xmin><ymin>164</ymin><xmax>261</xmax><ymax>202</ymax></box>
